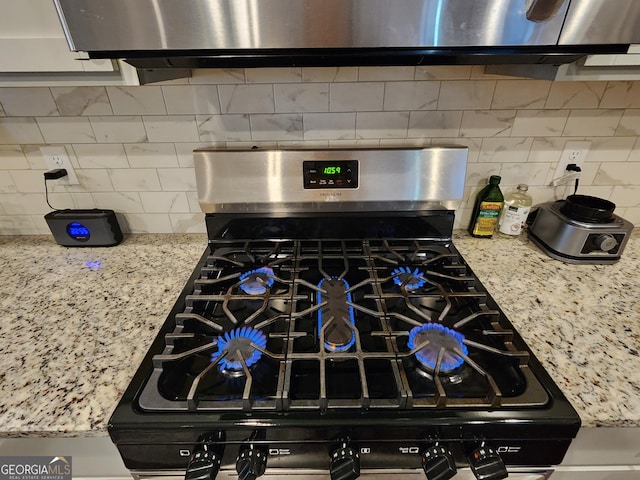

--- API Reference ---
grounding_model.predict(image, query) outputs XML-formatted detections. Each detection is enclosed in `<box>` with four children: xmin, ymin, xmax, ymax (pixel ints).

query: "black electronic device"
<box><xmin>45</xmin><ymin>209</ymin><xmax>123</xmax><ymax>247</ymax></box>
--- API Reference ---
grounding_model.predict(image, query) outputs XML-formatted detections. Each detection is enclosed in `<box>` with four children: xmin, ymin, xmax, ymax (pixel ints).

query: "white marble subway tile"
<box><xmin>414</xmin><ymin>66</ymin><xmax>472</xmax><ymax>80</ymax></box>
<box><xmin>0</xmin><ymin>171</ymin><xmax>16</xmax><ymax>194</ymax></box>
<box><xmin>379</xmin><ymin>139</ymin><xmax>430</xmax><ymax>147</ymax></box>
<box><xmin>620</xmin><ymin>206</ymin><xmax>640</xmax><ymax>223</ymax></box>
<box><xmin>562</xmin><ymin>109</ymin><xmax>623</xmax><ymax>137</ymax></box>
<box><xmin>525</xmin><ymin>185</ymin><xmax>562</xmax><ymax>204</ymax></box>
<box><xmin>527</xmin><ymin>137</ymin><xmax>584</xmax><ymax>163</ymax></box>
<box><xmin>157</xmin><ymin>167</ymin><xmax>197</xmax><ymax>191</ymax></box>
<box><xmin>8</xmin><ymin>170</ymin><xmax>47</xmax><ymax>193</ymax></box>
<box><xmin>0</xmin><ymin>102</ymin><xmax>5</xmax><ymax>116</ymax></box>
<box><xmin>245</xmin><ymin>68</ymin><xmax>302</xmax><ymax>83</ymax></box>
<box><xmin>68</xmin><ymin>169</ymin><xmax>114</xmax><ymax>192</ymax></box>
<box><xmin>329</xmin><ymin>83</ymin><xmax>384</xmax><ymax>112</ymax></box>
<box><xmin>408</xmin><ymin>111</ymin><xmax>462</xmax><ymax>138</ymax></box>
<box><xmin>329</xmin><ymin>139</ymin><xmax>381</xmax><ymax>148</ymax></box>
<box><xmin>459</xmin><ymin>110</ymin><xmax>514</xmax><ymax>138</ymax></box>
<box><xmin>383</xmin><ymin>81</ymin><xmax>439</xmax><ymax>111</ymax></box>
<box><xmin>143</xmin><ymin>116</ymin><xmax>200</xmax><ymax>143</ymax></box>
<box><xmin>108</xmin><ymin>168</ymin><xmax>161</xmax><ymax>191</ymax></box>
<box><xmin>91</xmin><ymin>192</ymin><xmax>144</xmax><ymax>213</ymax></box>
<box><xmin>68</xmin><ymin>192</ymin><xmax>96</xmax><ymax>209</ymax></box>
<box><xmin>464</xmin><ymin>163</ymin><xmax>502</xmax><ymax>189</ymax></box>
<box><xmin>510</xmin><ymin>110</ymin><xmax>569</xmax><ymax>137</ymax></box>
<box><xmin>355</xmin><ymin>112</ymin><xmax>409</xmax><ymax>139</ymax></box>
<box><xmin>599</xmin><ymin>81</ymin><xmax>640</xmax><ymax>108</ymax></box>
<box><xmin>358</xmin><ymin>66</ymin><xmax>415</xmax><ymax>81</ymax></box>
<box><xmin>0</xmin><ymin>215</ymin><xmax>39</xmax><ymax>234</ymax></box>
<box><xmin>106</xmin><ymin>86</ymin><xmax>167</xmax><ymax>115</ymax></box>
<box><xmin>491</xmin><ymin>80</ymin><xmax>550</xmax><ymax>110</ymax></box>
<box><xmin>170</xmin><ymin>213</ymin><xmax>207</xmax><ymax>233</ymax></box>
<box><xmin>610</xmin><ymin>186</ymin><xmax>640</xmax><ymax>207</ymax></box>
<box><xmin>627</xmin><ymin>137</ymin><xmax>640</xmax><ymax>162</ymax></box>
<box><xmin>36</xmin><ymin>117</ymin><xmax>96</xmax><ymax>144</ymax></box>
<box><xmin>499</xmin><ymin>162</ymin><xmax>553</xmax><ymax>186</ymax></box>
<box><xmin>197</xmin><ymin>114</ymin><xmax>252</xmax><ymax>142</ymax></box>
<box><xmin>89</xmin><ymin>116</ymin><xmax>147</xmax><ymax>143</ymax></box>
<box><xmin>0</xmin><ymin>118</ymin><xmax>44</xmax><ymax>144</ymax></box>
<box><xmin>0</xmin><ymin>193</ymin><xmax>48</xmax><ymax>214</ymax></box>
<box><xmin>124</xmin><ymin>143</ymin><xmax>178</xmax><ymax>168</ymax></box>
<box><xmin>51</xmin><ymin>87</ymin><xmax>112</xmax><ymax>116</ymax></box>
<box><xmin>124</xmin><ymin>213</ymin><xmax>173</xmax><ymax>233</ymax></box>
<box><xmin>430</xmin><ymin>137</ymin><xmax>481</xmax><ymax>163</ymax></box>
<box><xmin>479</xmin><ymin>137</ymin><xmax>534</xmax><ymax>163</ymax></box>
<box><xmin>186</xmin><ymin>191</ymin><xmax>200</xmax><ymax>212</ymax></box>
<box><xmin>274</xmin><ymin>83</ymin><xmax>329</xmax><ymax>113</ymax></box>
<box><xmin>162</xmin><ymin>85</ymin><xmax>221</xmax><ymax>115</ymax></box>
<box><xmin>570</xmin><ymin>185</ymin><xmax>614</xmax><ymax>199</ymax></box>
<box><xmin>593</xmin><ymin>162</ymin><xmax>640</xmax><ymax>186</ymax></box>
<box><xmin>139</xmin><ymin>191</ymin><xmax>190</xmax><ymax>213</ymax></box>
<box><xmin>587</xmin><ymin>137</ymin><xmax>636</xmax><ymax>163</ymax></box>
<box><xmin>437</xmin><ymin>81</ymin><xmax>495</xmax><ymax>110</ymax></box>
<box><xmin>0</xmin><ymin>145</ymin><xmax>29</xmax><ymax>169</ymax></box>
<box><xmin>175</xmin><ymin>142</ymin><xmax>214</xmax><ymax>167</ymax></box>
<box><xmin>73</xmin><ymin>144</ymin><xmax>129</xmax><ymax>169</ymax></box>
<box><xmin>615</xmin><ymin>109</ymin><xmax>640</xmax><ymax>136</ymax></box>
<box><xmin>302</xmin><ymin>67</ymin><xmax>358</xmax><ymax>83</ymax></box>
<box><xmin>250</xmin><ymin>114</ymin><xmax>303</xmax><ymax>141</ymax></box>
<box><xmin>218</xmin><ymin>84</ymin><xmax>275</xmax><ymax>114</ymax></box>
<box><xmin>303</xmin><ymin>113</ymin><xmax>356</xmax><ymax>141</ymax></box>
<box><xmin>0</xmin><ymin>88</ymin><xmax>58</xmax><ymax>116</ymax></box>
<box><xmin>189</xmin><ymin>69</ymin><xmax>245</xmax><ymax>84</ymax></box>
<box><xmin>544</xmin><ymin>82</ymin><xmax>606</xmax><ymax>109</ymax></box>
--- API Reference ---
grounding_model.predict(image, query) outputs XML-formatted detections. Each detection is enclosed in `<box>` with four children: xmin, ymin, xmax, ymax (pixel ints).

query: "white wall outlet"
<box><xmin>40</xmin><ymin>146</ymin><xmax>80</xmax><ymax>185</ymax></box>
<box><xmin>551</xmin><ymin>140</ymin><xmax>591</xmax><ymax>184</ymax></box>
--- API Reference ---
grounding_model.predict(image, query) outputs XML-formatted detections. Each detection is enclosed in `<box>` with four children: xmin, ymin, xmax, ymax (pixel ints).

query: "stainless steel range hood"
<box><xmin>53</xmin><ymin>0</ymin><xmax>636</xmax><ymax>69</ymax></box>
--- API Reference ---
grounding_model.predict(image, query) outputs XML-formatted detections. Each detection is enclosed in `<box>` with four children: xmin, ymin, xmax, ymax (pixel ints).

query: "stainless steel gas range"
<box><xmin>109</xmin><ymin>148</ymin><xmax>580</xmax><ymax>480</ymax></box>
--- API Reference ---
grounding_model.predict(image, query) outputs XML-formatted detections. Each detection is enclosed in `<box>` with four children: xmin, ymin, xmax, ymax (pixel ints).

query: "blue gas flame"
<box><xmin>391</xmin><ymin>266</ymin><xmax>426</xmax><ymax>290</ymax></box>
<box><xmin>408</xmin><ymin>323</ymin><xmax>468</xmax><ymax>372</ymax></box>
<box><xmin>211</xmin><ymin>326</ymin><xmax>267</xmax><ymax>370</ymax></box>
<box><xmin>239</xmin><ymin>266</ymin><xmax>275</xmax><ymax>295</ymax></box>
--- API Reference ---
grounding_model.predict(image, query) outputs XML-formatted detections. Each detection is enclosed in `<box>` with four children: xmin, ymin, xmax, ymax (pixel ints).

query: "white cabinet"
<box><xmin>0</xmin><ymin>0</ymin><xmax>114</xmax><ymax>73</ymax></box>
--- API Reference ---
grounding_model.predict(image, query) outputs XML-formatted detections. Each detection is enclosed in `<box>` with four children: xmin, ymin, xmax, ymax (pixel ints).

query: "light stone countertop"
<box><xmin>0</xmin><ymin>231</ymin><xmax>638</xmax><ymax>438</ymax></box>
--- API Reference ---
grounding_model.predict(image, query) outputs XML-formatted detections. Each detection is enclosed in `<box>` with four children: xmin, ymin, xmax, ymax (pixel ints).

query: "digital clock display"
<box><xmin>303</xmin><ymin>160</ymin><xmax>358</xmax><ymax>189</ymax></box>
<box><xmin>67</xmin><ymin>222</ymin><xmax>90</xmax><ymax>241</ymax></box>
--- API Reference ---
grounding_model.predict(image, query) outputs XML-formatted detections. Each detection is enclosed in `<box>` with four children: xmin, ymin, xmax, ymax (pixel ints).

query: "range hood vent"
<box><xmin>54</xmin><ymin>0</ymin><xmax>635</xmax><ymax>69</ymax></box>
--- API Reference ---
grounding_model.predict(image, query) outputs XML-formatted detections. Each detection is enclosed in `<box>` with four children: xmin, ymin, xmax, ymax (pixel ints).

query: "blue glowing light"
<box><xmin>317</xmin><ymin>277</ymin><xmax>356</xmax><ymax>352</ymax></box>
<box><xmin>85</xmin><ymin>260</ymin><xmax>102</xmax><ymax>270</ymax></box>
<box><xmin>67</xmin><ymin>222</ymin><xmax>90</xmax><ymax>240</ymax></box>
<box><xmin>391</xmin><ymin>266</ymin><xmax>426</xmax><ymax>290</ymax></box>
<box><xmin>408</xmin><ymin>323</ymin><xmax>468</xmax><ymax>372</ymax></box>
<box><xmin>239</xmin><ymin>267</ymin><xmax>275</xmax><ymax>295</ymax></box>
<box><xmin>211</xmin><ymin>326</ymin><xmax>267</xmax><ymax>371</ymax></box>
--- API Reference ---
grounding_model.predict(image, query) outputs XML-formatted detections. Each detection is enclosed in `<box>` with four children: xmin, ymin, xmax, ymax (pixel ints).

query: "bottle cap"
<box><xmin>489</xmin><ymin>175</ymin><xmax>501</xmax><ymax>184</ymax></box>
<box><xmin>517</xmin><ymin>183</ymin><xmax>529</xmax><ymax>191</ymax></box>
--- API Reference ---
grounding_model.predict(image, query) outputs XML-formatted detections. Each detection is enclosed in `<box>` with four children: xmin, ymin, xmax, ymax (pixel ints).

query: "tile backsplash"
<box><xmin>1</xmin><ymin>66</ymin><xmax>640</xmax><ymax>235</ymax></box>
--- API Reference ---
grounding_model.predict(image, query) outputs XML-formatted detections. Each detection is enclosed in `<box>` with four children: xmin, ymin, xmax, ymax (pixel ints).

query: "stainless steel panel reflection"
<box><xmin>560</xmin><ymin>0</ymin><xmax>640</xmax><ymax>44</ymax></box>
<box><xmin>54</xmin><ymin>0</ymin><xmax>567</xmax><ymax>51</ymax></box>
<box><xmin>194</xmin><ymin>148</ymin><xmax>467</xmax><ymax>214</ymax></box>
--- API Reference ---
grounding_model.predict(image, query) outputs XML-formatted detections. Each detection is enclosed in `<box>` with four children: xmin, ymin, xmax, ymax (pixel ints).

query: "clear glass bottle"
<box><xmin>498</xmin><ymin>184</ymin><xmax>533</xmax><ymax>237</ymax></box>
<box><xmin>468</xmin><ymin>175</ymin><xmax>504</xmax><ymax>238</ymax></box>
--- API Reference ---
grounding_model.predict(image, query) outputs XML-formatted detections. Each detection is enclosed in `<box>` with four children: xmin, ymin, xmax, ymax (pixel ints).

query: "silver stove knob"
<box><xmin>595</xmin><ymin>234</ymin><xmax>618</xmax><ymax>252</ymax></box>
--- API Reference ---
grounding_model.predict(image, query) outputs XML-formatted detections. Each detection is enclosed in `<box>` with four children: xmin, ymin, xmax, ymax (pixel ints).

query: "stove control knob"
<box><xmin>595</xmin><ymin>234</ymin><xmax>618</xmax><ymax>252</ymax></box>
<box><xmin>185</xmin><ymin>450</ymin><xmax>221</xmax><ymax>480</ymax></box>
<box><xmin>329</xmin><ymin>445</ymin><xmax>360</xmax><ymax>480</ymax></box>
<box><xmin>421</xmin><ymin>445</ymin><xmax>457</xmax><ymax>480</ymax></box>
<box><xmin>236</xmin><ymin>448</ymin><xmax>267</xmax><ymax>480</ymax></box>
<box><xmin>468</xmin><ymin>446</ymin><xmax>507</xmax><ymax>480</ymax></box>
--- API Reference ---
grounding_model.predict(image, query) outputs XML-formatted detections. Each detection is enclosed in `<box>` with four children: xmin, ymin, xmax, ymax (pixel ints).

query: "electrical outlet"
<box><xmin>551</xmin><ymin>140</ymin><xmax>591</xmax><ymax>184</ymax></box>
<box><xmin>40</xmin><ymin>146</ymin><xmax>80</xmax><ymax>185</ymax></box>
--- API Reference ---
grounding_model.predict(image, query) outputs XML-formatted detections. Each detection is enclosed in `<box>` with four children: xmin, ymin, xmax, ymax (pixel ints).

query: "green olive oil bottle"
<box><xmin>468</xmin><ymin>175</ymin><xmax>504</xmax><ymax>238</ymax></box>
